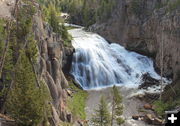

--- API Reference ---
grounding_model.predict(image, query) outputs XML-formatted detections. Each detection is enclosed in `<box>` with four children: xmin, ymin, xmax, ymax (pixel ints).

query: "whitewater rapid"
<box><xmin>69</xmin><ymin>28</ymin><xmax>166</xmax><ymax>90</ymax></box>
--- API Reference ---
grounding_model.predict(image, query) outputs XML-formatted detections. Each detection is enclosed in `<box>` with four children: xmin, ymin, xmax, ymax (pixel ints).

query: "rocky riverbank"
<box><xmin>85</xmin><ymin>86</ymin><xmax>165</xmax><ymax>126</ymax></box>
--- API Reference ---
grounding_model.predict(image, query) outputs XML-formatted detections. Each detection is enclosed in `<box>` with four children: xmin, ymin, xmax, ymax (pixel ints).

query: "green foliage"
<box><xmin>26</xmin><ymin>34</ymin><xmax>38</xmax><ymax>63</ymax></box>
<box><xmin>0</xmin><ymin>1</ymin><xmax>50</xmax><ymax>125</ymax></box>
<box><xmin>67</xmin><ymin>81</ymin><xmax>87</xmax><ymax>120</ymax></box>
<box><xmin>60</xmin><ymin>25</ymin><xmax>72</xmax><ymax>47</ymax></box>
<box><xmin>153</xmin><ymin>100</ymin><xmax>169</xmax><ymax>116</ymax></box>
<box><xmin>0</xmin><ymin>0</ymin><xmax>37</xmax><ymax>97</ymax></box>
<box><xmin>40</xmin><ymin>3</ymin><xmax>72</xmax><ymax>47</ymax></box>
<box><xmin>167</xmin><ymin>0</ymin><xmax>180</xmax><ymax>12</ymax></box>
<box><xmin>6</xmin><ymin>51</ymin><xmax>50</xmax><ymax>126</ymax></box>
<box><xmin>111</xmin><ymin>86</ymin><xmax>124</xmax><ymax>126</ymax></box>
<box><xmin>91</xmin><ymin>96</ymin><xmax>111</xmax><ymax>126</ymax></box>
<box><xmin>116</xmin><ymin>118</ymin><xmax>125</xmax><ymax>126</ymax></box>
<box><xmin>65</xmin><ymin>26</ymin><xmax>76</xmax><ymax>30</ymax></box>
<box><xmin>96</xmin><ymin>0</ymin><xmax>114</xmax><ymax>22</ymax></box>
<box><xmin>60</xmin><ymin>121</ymin><xmax>72</xmax><ymax>126</ymax></box>
<box><xmin>0</xmin><ymin>44</ymin><xmax>13</xmax><ymax>98</ymax></box>
<box><xmin>0</xmin><ymin>19</ymin><xmax>6</xmax><ymax>57</ymax></box>
<box><xmin>16</xmin><ymin>0</ymin><xmax>36</xmax><ymax>41</ymax></box>
<box><xmin>0</xmin><ymin>19</ymin><xmax>14</xmax><ymax>106</ymax></box>
<box><xmin>47</xmin><ymin>4</ymin><xmax>62</xmax><ymax>33</ymax></box>
<box><xmin>59</xmin><ymin>0</ymin><xmax>115</xmax><ymax>27</ymax></box>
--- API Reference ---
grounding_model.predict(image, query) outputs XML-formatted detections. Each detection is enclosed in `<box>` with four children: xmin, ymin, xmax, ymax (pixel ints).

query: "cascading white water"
<box><xmin>69</xmin><ymin>28</ymin><xmax>164</xmax><ymax>90</ymax></box>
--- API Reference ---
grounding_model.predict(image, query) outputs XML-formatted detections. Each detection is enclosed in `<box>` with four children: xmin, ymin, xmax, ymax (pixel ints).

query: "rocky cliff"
<box><xmin>33</xmin><ymin>5</ymin><xmax>74</xmax><ymax>126</ymax></box>
<box><xmin>91</xmin><ymin>0</ymin><xmax>180</xmax><ymax>81</ymax></box>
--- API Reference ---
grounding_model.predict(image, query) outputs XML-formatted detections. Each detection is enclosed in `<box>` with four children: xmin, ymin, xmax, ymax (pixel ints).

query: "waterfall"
<box><xmin>69</xmin><ymin>28</ymin><xmax>165</xmax><ymax>90</ymax></box>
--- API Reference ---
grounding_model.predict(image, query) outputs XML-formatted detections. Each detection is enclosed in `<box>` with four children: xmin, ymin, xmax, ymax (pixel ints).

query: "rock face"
<box><xmin>32</xmin><ymin>5</ymin><xmax>74</xmax><ymax>126</ymax></box>
<box><xmin>91</xmin><ymin>0</ymin><xmax>180</xmax><ymax>81</ymax></box>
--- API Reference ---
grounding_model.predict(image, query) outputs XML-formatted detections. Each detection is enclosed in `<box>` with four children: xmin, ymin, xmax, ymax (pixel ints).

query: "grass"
<box><xmin>153</xmin><ymin>100</ymin><xmax>169</xmax><ymax>116</ymax></box>
<box><xmin>65</xmin><ymin>26</ymin><xmax>76</xmax><ymax>30</ymax></box>
<box><xmin>67</xmin><ymin>80</ymin><xmax>88</xmax><ymax>120</ymax></box>
<box><xmin>64</xmin><ymin>39</ymin><xmax>72</xmax><ymax>47</ymax></box>
<box><xmin>60</xmin><ymin>121</ymin><xmax>72</xmax><ymax>126</ymax></box>
<box><xmin>138</xmin><ymin>108</ymin><xmax>147</xmax><ymax>113</ymax></box>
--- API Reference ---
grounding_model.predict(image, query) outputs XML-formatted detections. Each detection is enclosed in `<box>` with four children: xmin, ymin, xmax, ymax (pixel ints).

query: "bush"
<box><xmin>153</xmin><ymin>100</ymin><xmax>169</xmax><ymax>116</ymax></box>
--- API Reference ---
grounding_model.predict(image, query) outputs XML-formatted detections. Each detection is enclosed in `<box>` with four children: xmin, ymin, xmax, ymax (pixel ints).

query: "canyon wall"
<box><xmin>91</xmin><ymin>0</ymin><xmax>180</xmax><ymax>81</ymax></box>
<box><xmin>33</xmin><ymin>6</ymin><xmax>74</xmax><ymax>125</ymax></box>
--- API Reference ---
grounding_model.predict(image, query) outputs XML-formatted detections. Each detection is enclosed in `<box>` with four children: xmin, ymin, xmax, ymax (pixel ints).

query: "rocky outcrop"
<box><xmin>32</xmin><ymin>4</ymin><xmax>74</xmax><ymax>126</ymax></box>
<box><xmin>91</xmin><ymin>0</ymin><xmax>180</xmax><ymax>81</ymax></box>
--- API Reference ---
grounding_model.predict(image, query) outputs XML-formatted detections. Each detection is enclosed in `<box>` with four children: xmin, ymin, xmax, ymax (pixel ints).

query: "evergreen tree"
<box><xmin>91</xmin><ymin>96</ymin><xmax>110</xmax><ymax>126</ymax></box>
<box><xmin>0</xmin><ymin>19</ymin><xmax>5</xmax><ymax>56</ymax></box>
<box><xmin>6</xmin><ymin>50</ymin><xmax>50</xmax><ymax>126</ymax></box>
<box><xmin>0</xmin><ymin>19</ymin><xmax>14</xmax><ymax>109</ymax></box>
<box><xmin>46</xmin><ymin>4</ymin><xmax>71</xmax><ymax>46</ymax></box>
<box><xmin>48</xmin><ymin>4</ymin><xmax>60</xmax><ymax>33</ymax></box>
<box><xmin>26</xmin><ymin>34</ymin><xmax>38</xmax><ymax>63</ymax></box>
<box><xmin>111</xmin><ymin>86</ymin><xmax>124</xmax><ymax>126</ymax></box>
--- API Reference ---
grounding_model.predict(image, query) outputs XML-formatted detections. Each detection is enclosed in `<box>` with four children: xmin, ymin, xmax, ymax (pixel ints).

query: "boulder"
<box><xmin>144</xmin><ymin>114</ymin><xmax>154</xmax><ymax>124</ymax></box>
<box><xmin>144</xmin><ymin>103</ymin><xmax>153</xmax><ymax>110</ymax></box>
<box><xmin>132</xmin><ymin>115</ymin><xmax>139</xmax><ymax>120</ymax></box>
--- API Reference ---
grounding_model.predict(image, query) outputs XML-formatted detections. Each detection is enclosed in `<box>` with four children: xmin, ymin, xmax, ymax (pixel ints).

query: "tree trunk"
<box><xmin>111</xmin><ymin>95</ymin><xmax>115</xmax><ymax>126</ymax></box>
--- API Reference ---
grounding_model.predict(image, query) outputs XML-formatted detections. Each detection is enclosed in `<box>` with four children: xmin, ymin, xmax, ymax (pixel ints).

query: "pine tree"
<box><xmin>6</xmin><ymin>50</ymin><xmax>50</xmax><ymax>126</ymax></box>
<box><xmin>91</xmin><ymin>96</ymin><xmax>110</xmax><ymax>126</ymax></box>
<box><xmin>111</xmin><ymin>86</ymin><xmax>124</xmax><ymax>126</ymax></box>
<box><xmin>48</xmin><ymin>4</ymin><xmax>60</xmax><ymax>33</ymax></box>
<box><xmin>26</xmin><ymin>34</ymin><xmax>38</xmax><ymax>63</ymax></box>
<box><xmin>0</xmin><ymin>19</ymin><xmax>14</xmax><ymax>109</ymax></box>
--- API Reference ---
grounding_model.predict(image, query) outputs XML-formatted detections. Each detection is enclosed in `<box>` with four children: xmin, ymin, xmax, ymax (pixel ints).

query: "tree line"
<box><xmin>61</xmin><ymin>0</ymin><xmax>115</xmax><ymax>27</ymax></box>
<box><xmin>38</xmin><ymin>0</ymin><xmax>115</xmax><ymax>27</ymax></box>
<box><xmin>91</xmin><ymin>86</ymin><xmax>125</xmax><ymax>126</ymax></box>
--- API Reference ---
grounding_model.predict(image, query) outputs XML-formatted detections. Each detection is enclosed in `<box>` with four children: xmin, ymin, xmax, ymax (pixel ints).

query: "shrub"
<box><xmin>153</xmin><ymin>100</ymin><xmax>169</xmax><ymax>116</ymax></box>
